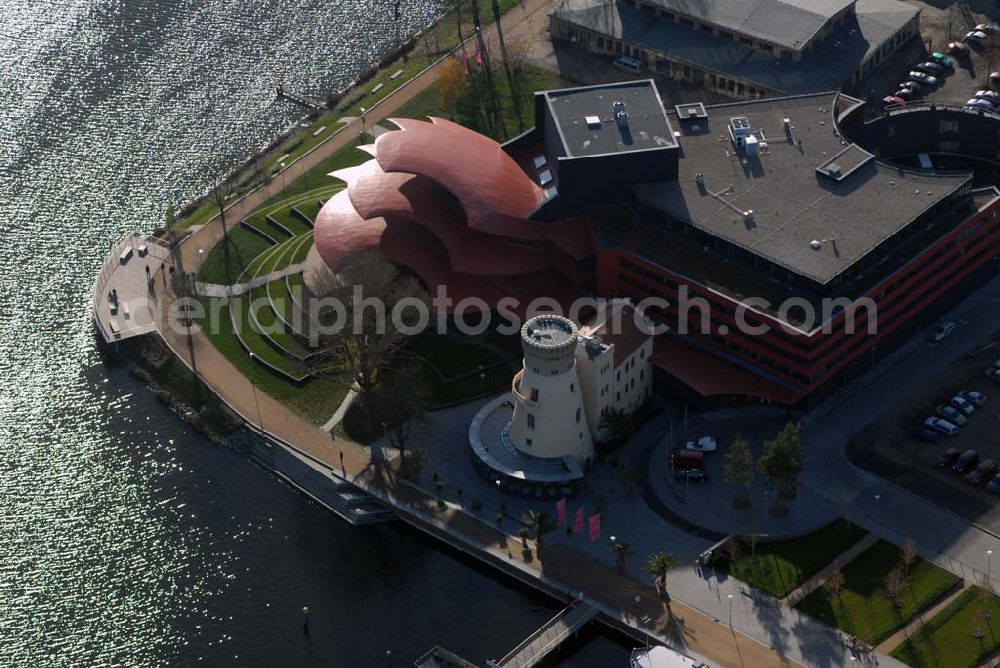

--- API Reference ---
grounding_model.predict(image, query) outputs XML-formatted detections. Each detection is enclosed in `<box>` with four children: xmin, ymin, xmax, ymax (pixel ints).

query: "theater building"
<box><xmin>309</xmin><ymin>78</ymin><xmax>1000</xmax><ymax>408</ymax></box>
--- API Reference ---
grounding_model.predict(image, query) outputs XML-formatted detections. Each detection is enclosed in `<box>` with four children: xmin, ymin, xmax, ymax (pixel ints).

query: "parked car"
<box><xmin>975</xmin><ymin>90</ymin><xmax>1000</xmax><ymax>104</ymax></box>
<box><xmin>936</xmin><ymin>405</ymin><xmax>967</xmax><ymax>426</ymax></box>
<box><xmin>951</xmin><ymin>395</ymin><xmax>975</xmax><ymax>415</ymax></box>
<box><xmin>899</xmin><ymin>80</ymin><xmax>922</xmax><ymax>93</ymax></box>
<box><xmin>992</xmin><ymin>71</ymin><xmax>1000</xmax><ymax>87</ymax></box>
<box><xmin>883</xmin><ymin>95</ymin><xmax>905</xmax><ymax>108</ymax></box>
<box><xmin>894</xmin><ymin>87</ymin><xmax>918</xmax><ymax>101</ymax></box>
<box><xmin>925</xmin><ymin>416</ymin><xmax>960</xmax><ymax>435</ymax></box>
<box><xmin>967</xmin><ymin>98</ymin><xmax>994</xmax><ymax>110</ymax></box>
<box><xmin>967</xmin><ymin>459</ymin><xmax>998</xmax><ymax>485</ymax></box>
<box><xmin>962</xmin><ymin>391</ymin><xmax>987</xmax><ymax>406</ymax></box>
<box><xmin>912</xmin><ymin>429</ymin><xmax>941</xmax><ymax>444</ymax></box>
<box><xmin>965</xmin><ymin>30</ymin><xmax>988</xmax><ymax>43</ymax></box>
<box><xmin>953</xmin><ymin>449</ymin><xmax>980</xmax><ymax>473</ymax></box>
<box><xmin>915</xmin><ymin>62</ymin><xmax>945</xmax><ymax>75</ymax></box>
<box><xmin>937</xmin><ymin>447</ymin><xmax>961</xmax><ymax>468</ymax></box>
<box><xmin>674</xmin><ymin>468</ymin><xmax>708</xmax><ymax>483</ymax></box>
<box><xmin>930</xmin><ymin>52</ymin><xmax>956</xmax><ymax>68</ymax></box>
<box><xmin>976</xmin><ymin>23</ymin><xmax>998</xmax><ymax>33</ymax></box>
<box><xmin>987</xmin><ymin>368</ymin><xmax>1000</xmax><ymax>383</ymax></box>
<box><xmin>987</xmin><ymin>474</ymin><xmax>1000</xmax><ymax>494</ymax></box>
<box><xmin>948</xmin><ymin>41</ymin><xmax>970</xmax><ymax>56</ymax></box>
<box><xmin>669</xmin><ymin>449</ymin><xmax>705</xmax><ymax>470</ymax></box>
<box><xmin>685</xmin><ymin>436</ymin><xmax>718</xmax><ymax>452</ymax></box>
<box><xmin>931</xmin><ymin>321</ymin><xmax>956</xmax><ymax>342</ymax></box>
<box><xmin>908</xmin><ymin>71</ymin><xmax>939</xmax><ymax>86</ymax></box>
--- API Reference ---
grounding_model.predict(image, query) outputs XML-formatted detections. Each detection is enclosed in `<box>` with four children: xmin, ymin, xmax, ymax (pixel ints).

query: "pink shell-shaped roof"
<box><xmin>313</xmin><ymin>188</ymin><xmax>386</xmax><ymax>273</ymax></box>
<box><xmin>375</xmin><ymin>117</ymin><xmax>547</xmax><ymax>233</ymax></box>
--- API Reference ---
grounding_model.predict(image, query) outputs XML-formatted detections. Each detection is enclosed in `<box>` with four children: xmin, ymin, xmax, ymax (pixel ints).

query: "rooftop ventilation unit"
<box><xmin>745</xmin><ymin>134</ymin><xmax>759</xmax><ymax>156</ymax></box>
<box><xmin>585</xmin><ymin>115</ymin><xmax>601</xmax><ymax>128</ymax></box>
<box><xmin>729</xmin><ymin>116</ymin><xmax>751</xmax><ymax>138</ymax></box>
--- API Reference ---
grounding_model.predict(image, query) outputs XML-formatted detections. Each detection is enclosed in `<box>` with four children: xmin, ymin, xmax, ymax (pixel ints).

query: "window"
<box><xmin>570</xmin><ymin>383</ymin><xmax>575</xmax><ymax>393</ymax></box>
<box><xmin>526</xmin><ymin>438</ymin><xmax>532</xmax><ymax>446</ymax></box>
<box><xmin>527</xmin><ymin>414</ymin><xmax>535</xmax><ymax>429</ymax></box>
<box><xmin>530</xmin><ymin>388</ymin><xmax>539</xmax><ymax>401</ymax></box>
<box><xmin>576</xmin><ymin>408</ymin><xmax>582</xmax><ymax>423</ymax></box>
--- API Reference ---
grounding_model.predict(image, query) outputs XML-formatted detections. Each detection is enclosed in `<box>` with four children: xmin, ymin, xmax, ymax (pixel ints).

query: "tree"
<box><xmin>599</xmin><ymin>407</ymin><xmax>634</xmax><ymax>443</ymax></box>
<box><xmin>164</xmin><ymin>200</ymin><xmax>176</xmax><ymax>240</ymax></box>
<box><xmin>491</xmin><ymin>0</ymin><xmax>523</xmax><ymax>132</ymax></box>
<box><xmin>610</xmin><ymin>539</ymin><xmax>634</xmax><ymax>572</ymax></box>
<box><xmin>523</xmin><ymin>509</ymin><xmax>557</xmax><ymax>548</ymax></box>
<box><xmin>883</xmin><ymin>567</ymin><xmax>904</xmax><ymax>610</ymax></box>
<box><xmin>828</xmin><ymin>567</ymin><xmax>846</xmax><ymax>597</ymax></box>
<box><xmin>900</xmin><ymin>537</ymin><xmax>918</xmax><ymax>580</ymax></box>
<box><xmin>644</xmin><ymin>551</ymin><xmax>677</xmax><ymax>593</ymax></box>
<box><xmin>723</xmin><ymin>436</ymin><xmax>754</xmax><ymax>509</ymax></box>
<box><xmin>758</xmin><ymin>421</ymin><xmax>803</xmax><ymax>509</ymax></box>
<box><xmin>615</xmin><ymin>464</ymin><xmax>640</xmax><ymax>500</ymax></box>
<box><xmin>310</xmin><ymin>252</ymin><xmax>430</xmax><ymax>436</ymax></box>
<box><xmin>438</xmin><ymin>57</ymin><xmax>471</xmax><ymax>119</ymax></box>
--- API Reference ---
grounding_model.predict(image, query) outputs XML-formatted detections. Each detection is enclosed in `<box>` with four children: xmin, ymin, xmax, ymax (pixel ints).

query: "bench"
<box><xmin>109</xmin><ymin>301</ymin><xmax>118</xmax><ymax>315</ymax></box>
<box><xmin>108</xmin><ymin>319</ymin><xmax>121</xmax><ymax>336</ymax></box>
<box><xmin>137</xmin><ymin>244</ymin><xmax>147</xmax><ymax>257</ymax></box>
<box><xmin>371</xmin><ymin>83</ymin><xmax>384</xmax><ymax>94</ymax></box>
<box><xmin>312</xmin><ymin>126</ymin><xmax>326</xmax><ymax>137</ymax></box>
<box><xmin>121</xmin><ymin>301</ymin><xmax>130</xmax><ymax>320</ymax></box>
<box><xmin>119</xmin><ymin>247</ymin><xmax>133</xmax><ymax>264</ymax></box>
<box><xmin>389</xmin><ymin>69</ymin><xmax>404</xmax><ymax>80</ymax></box>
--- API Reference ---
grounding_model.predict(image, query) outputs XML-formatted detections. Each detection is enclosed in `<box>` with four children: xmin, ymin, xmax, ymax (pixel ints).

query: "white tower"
<box><xmin>509</xmin><ymin>315</ymin><xmax>594</xmax><ymax>465</ymax></box>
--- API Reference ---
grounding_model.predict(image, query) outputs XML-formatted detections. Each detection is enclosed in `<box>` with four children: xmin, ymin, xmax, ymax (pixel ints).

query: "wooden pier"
<box><xmin>275</xmin><ymin>84</ymin><xmax>326</xmax><ymax>111</ymax></box>
<box><xmin>496</xmin><ymin>599</ymin><xmax>598</xmax><ymax>668</ymax></box>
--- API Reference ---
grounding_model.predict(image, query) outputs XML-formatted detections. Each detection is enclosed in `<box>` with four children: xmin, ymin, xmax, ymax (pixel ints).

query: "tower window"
<box><xmin>576</xmin><ymin>407</ymin><xmax>582</xmax><ymax>423</ymax></box>
<box><xmin>527</xmin><ymin>414</ymin><xmax>536</xmax><ymax>429</ymax></box>
<box><xmin>530</xmin><ymin>388</ymin><xmax>539</xmax><ymax>401</ymax></box>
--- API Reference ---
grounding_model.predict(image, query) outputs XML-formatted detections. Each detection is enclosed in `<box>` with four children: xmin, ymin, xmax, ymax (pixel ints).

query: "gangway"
<box><xmin>496</xmin><ymin>599</ymin><xmax>598</xmax><ymax>668</ymax></box>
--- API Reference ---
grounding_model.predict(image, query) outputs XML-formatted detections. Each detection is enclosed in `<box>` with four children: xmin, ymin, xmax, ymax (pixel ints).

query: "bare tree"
<box><xmin>492</xmin><ymin>0</ymin><xmax>523</xmax><ymax>132</ymax></box>
<box><xmin>900</xmin><ymin>538</ymin><xmax>918</xmax><ymax>580</ymax></box>
<box><xmin>883</xmin><ymin>567</ymin><xmax>904</xmax><ymax>610</ymax></box>
<box><xmin>309</xmin><ymin>252</ymin><xmax>430</xmax><ymax>436</ymax></box>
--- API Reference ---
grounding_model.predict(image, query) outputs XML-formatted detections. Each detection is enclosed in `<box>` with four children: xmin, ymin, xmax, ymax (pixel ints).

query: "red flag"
<box><xmin>462</xmin><ymin>50</ymin><xmax>470</xmax><ymax>74</ymax></box>
<box><xmin>475</xmin><ymin>41</ymin><xmax>483</xmax><ymax>66</ymax></box>
<box><xmin>574</xmin><ymin>508</ymin><xmax>584</xmax><ymax>533</ymax></box>
<box><xmin>588</xmin><ymin>514</ymin><xmax>601</xmax><ymax>542</ymax></box>
<box><xmin>556</xmin><ymin>498</ymin><xmax>567</xmax><ymax>525</ymax></box>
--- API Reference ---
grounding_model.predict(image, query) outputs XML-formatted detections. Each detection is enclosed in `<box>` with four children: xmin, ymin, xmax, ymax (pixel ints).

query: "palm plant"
<box><xmin>523</xmin><ymin>509</ymin><xmax>557</xmax><ymax>548</ymax></box>
<box><xmin>644</xmin><ymin>551</ymin><xmax>677</xmax><ymax>593</ymax></box>
<box><xmin>610</xmin><ymin>539</ymin><xmax>634</xmax><ymax>572</ymax></box>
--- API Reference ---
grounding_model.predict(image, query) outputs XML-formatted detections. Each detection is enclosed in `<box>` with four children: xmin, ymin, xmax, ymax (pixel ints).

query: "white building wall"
<box><xmin>575</xmin><ymin>339</ymin><xmax>614</xmax><ymax>441</ymax></box>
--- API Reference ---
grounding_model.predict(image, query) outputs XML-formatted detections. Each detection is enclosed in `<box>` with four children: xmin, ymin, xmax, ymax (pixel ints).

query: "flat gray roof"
<box><xmin>643</xmin><ymin>0</ymin><xmax>854</xmax><ymax>51</ymax></box>
<box><xmin>543</xmin><ymin>80</ymin><xmax>677</xmax><ymax>157</ymax></box>
<box><xmin>553</xmin><ymin>0</ymin><xmax>919</xmax><ymax>95</ymax></box>
<box><xmin>633</xmin><ymin>93</ymin><xmax>970</xmax><ymax>285</ymax></box>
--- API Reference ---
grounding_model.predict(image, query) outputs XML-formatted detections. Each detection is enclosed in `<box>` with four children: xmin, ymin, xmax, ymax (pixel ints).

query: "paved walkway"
<box><xmin>785</xmin><ymin>533</ymin><xmax>878</xmax><ymax>607</ymax></box>
<box><xmin>194</xmin><ymin>263</ymin><xmax>304</xmax><ymax>297</ymax></box>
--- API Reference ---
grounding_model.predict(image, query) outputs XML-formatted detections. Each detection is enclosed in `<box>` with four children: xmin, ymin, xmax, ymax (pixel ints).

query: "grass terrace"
<box><xmin>198</xmin><ymin>296</ymin><xmax>348</xmax><ymax>425</ymax></box>
<box><xmin>891</xmin><ymin>586</ymin><xmax>1000</xmax><ymax>668</ymax></box>
<box><xmin>795</xmin><ymin>540</ymin><xmax>961</xmax><ymax>644</ymax></box>
<box><xmin>722</xmin><ymin>521</ymin><xmax>868</xmax><ymax>599</ymax></box>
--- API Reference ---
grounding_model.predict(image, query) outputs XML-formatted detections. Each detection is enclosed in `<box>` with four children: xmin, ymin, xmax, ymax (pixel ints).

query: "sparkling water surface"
<box><xmin>0</xmin><ymin>1</ymin><xmax>629</xmax><ymax>665</ymax></box>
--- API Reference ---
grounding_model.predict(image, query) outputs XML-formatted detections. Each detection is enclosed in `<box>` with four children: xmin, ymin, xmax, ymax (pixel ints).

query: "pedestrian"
<box><xmin>339</xmin><ymin>450</ymin><xmax>345</xmax><ymax>474</ymax></box>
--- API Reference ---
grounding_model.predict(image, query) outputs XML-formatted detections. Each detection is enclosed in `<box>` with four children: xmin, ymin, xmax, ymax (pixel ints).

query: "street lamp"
<box><xmin>874</xmin><ymin>493</ymin><xmax>881</xmax><ymax>519</ymax></box>
<box><xmin>634</xmin><ymin>594</ymin><xmax>648</xmax><ymax>648</ymax></box>
<box><xmin>989</xmin><ymin>549</ymin><xmax>994</xmax><ymax>581</ymax></box>
<box><xmin>727</xmin><ymin>593</ymin><xmax>744</xmax><ymax>667</ymax></box>
<box><xmin>360</xmin><ymin>107</ymin><xmax>367</xmax><ymax>140</ymax></box>
<box><xmin>248</xmin><ymin>351</ymin><xmax>265</xmax><ymax>433</ymax></box>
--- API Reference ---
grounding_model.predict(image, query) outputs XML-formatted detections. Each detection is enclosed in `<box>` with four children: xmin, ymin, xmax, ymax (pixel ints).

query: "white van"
<box><xmin>613</xmin><ymin>55</ymin><xmax>643</xmax><ymax>73</ymax></box>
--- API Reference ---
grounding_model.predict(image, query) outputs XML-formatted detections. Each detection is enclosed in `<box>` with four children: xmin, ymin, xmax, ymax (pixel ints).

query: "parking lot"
<box><xmin>853</xmin><ymin>0</ymin><xmax>1000</xmax><ymax>113</ymax></box>
<box><xmin>848</xmin><ymin>329</ymin><xmax>1000</xmax><ymax>528</ymax></box>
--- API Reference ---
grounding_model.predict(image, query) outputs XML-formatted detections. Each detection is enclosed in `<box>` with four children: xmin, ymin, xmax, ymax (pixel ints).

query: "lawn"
<box><xmin>199</xmin><ymin>297</ymin><xmax>348</xmax><ymax>425</ymax></box>
<box><xmin>892</xmin><ymin>586</ymin><xmax>1000</xmax><ymax>668</ymax></box>
<box><xmin>722</xmin><ymin>521</ymin><xmax>868</xmax><ymax>599</ymax></box>
<box><xmin>795</xmin><ymin>540</ymin><xmax>961</xmax><ymax>644</ymax></box>
<box><xmin>198</xmin><ymin>226</ymin><xmax>273</xmax><ymax>285</ymax></box>
<box><xmin>396</xmin><ymin>62</ymin><xmax>574</xmax><ymax>142</ymax></box>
